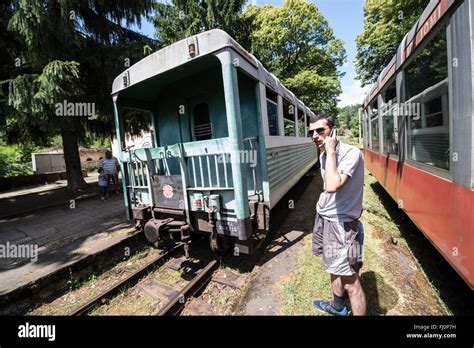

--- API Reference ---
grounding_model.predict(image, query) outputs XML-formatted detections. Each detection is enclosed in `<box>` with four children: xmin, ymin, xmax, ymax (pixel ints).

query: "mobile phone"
<box><xmin>323</xmin><ymin>127</ymin><xmax>337</xmax><ymax>151</ymax></box>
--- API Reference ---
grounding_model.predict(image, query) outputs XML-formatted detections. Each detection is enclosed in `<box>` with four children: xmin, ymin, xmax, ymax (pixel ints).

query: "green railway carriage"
<box><xmin>111</xmin><ymin>29</ymin><xmax>318</xmax><ymax>255</ymax></box>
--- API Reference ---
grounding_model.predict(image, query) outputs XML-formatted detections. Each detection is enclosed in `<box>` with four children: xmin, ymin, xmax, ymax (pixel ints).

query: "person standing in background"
<box><xmin>99</xmin><ymin>150</ymin><xmax>121</xmax><ymax>194</ymax></box>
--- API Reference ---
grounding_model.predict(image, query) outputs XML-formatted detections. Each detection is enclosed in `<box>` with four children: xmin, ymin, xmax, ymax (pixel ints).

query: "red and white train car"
<box><xmin>362</xmin><ymin>0</ymin><xmax>474</xmax><ymax>288</ymax></box>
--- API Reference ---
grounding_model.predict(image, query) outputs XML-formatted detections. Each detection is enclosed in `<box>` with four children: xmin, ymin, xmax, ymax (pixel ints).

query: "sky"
<box><xmin>133</xmin><ymin>0</ymin><xmax>370</xmax><ymax>108</ymax></box>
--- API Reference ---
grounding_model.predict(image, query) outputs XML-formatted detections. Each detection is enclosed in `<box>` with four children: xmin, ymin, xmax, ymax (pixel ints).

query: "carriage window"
<box><xmin>382</xmin><ymin>114</ymin><xmax>397</xmax><ymax>155</ymax></box>
<box><xmin>383</xmin><ymin>81</ymin><xmax>397</xmax><ymax>104</ymax></box>
<box><xmin>370</xmin><ymin>98</ymin><xmax>378</xmax><ymax>114</ymax></box>
<box><xmin>381</xmin><ymin>81</ymin><xmax>397</xmax><ymax>155</ymax></box>
<box><xmin>266</xmin><ymin>87</ymin><xmax>278</xmax><ymax>103</ymax></box>
<box><xmin>371</xmin><ymin>116</ymin><xmax>380</xmax><ymax>152</ymax></box>
<box><xmin>283</xmin><ymin>99</ymin><xmax>295</xmax><ymax>136</ymax></box>
<box><xmin>267</xmin><ymin>101</ymin><xmax>279</xmax><ymax>135</ymax></box>
<box><xmin>359</xmin><ymin>113</ymin><xmax>365</xmax><ymax>142</ymax></box>
<box><xmin>405</xmin><ymin>27</ymin><xmax>448</xmax><ymax>100</ymax></box>
<box><xmin>405</xmin><ymin>25</ymin><xmax>449</xmax><ymax>170</ymax></box>
<box><xmin>424</xmin><ymin>96</ymin><xmax>443</xmax><ymax>128</ymax></box>
<box><xmin>266</xmin><ymin>88</ymin><xmax>279</xmax><ymax>136</ymax></box>
<box><xmin>365</xmin><ymin>111</ymin><xmax>370</xmax><ymax>148</ymax></box>
<box><xmin>297</xmin><ymin>109</ymin><xmax>305</xmax><ymax>137</ymax></box>
<box><xmin>193</xmin><ymin>103</ymin><xmax>212</xmax><ymax>141</ymax></box>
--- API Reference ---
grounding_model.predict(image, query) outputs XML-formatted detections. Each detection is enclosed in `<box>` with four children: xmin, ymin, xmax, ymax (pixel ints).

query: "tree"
<box><xmin>338</xmin><ymin>104</ymin><xmax>361</xmax><ymax>138</ymax></box>
<box><xmin>355</xmin><ymin>0</ymin><xmax>429</xmax><ymax>86</ymax></box>
<box><xmin>2</xmin><ymin>0</ymin><xmax>155</xmax><ymax>191</ymax></box>
<box><xmin>242</xmin><ymin>0</ymin><xmax>346</xmax><ymax>115</ymax></box>
<box><xmin>152</xmin><ymin>0</ymin><xmax>247</xmax><ymax>46</ymax></box>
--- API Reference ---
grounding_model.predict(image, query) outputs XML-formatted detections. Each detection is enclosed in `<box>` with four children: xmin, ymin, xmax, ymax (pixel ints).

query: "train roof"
<box><xmin>363</xmin><ymin>0</ymin><xmax>457</xmax><ymax>108</ymax></box>
<box><xmin>112</xmin><ymin>29</ymin><xmax>314</xmax><ymax>116</ymax></box>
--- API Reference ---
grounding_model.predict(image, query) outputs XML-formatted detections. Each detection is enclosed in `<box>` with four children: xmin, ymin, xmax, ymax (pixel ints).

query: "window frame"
<box><xmin>266</xmin><ymin>98</ymin><xmax>279</xmax><ymax>136</ymax></box>
<box><xmin>191</xmin><ymin>102</ymin><xmax>213</xmax><ymax>141</ymax></box>
<box><xmin>380</xmin><ymin>78</ymin><xmax>399</xmax><ymax>157</ymax></box>
<box><xmin>282</xmin><ymin>97</ymin><xmax>296</xmax><ymax>137</ymax></box>
<box><xmin>401</xmin><ymin>23</ymin><xmax>452</xmax><ymax>180</ymax></box>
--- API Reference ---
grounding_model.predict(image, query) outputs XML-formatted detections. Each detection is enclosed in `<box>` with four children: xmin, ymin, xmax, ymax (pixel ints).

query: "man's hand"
<box><xmin>323</xmin><ymin>137</ymin><xmax>337</xmax><ymax>153</ymax></box>
<box><xmin>323</xmin><ymin>128</ymin><xmax>337</xmax><ymax>153</ymax></box>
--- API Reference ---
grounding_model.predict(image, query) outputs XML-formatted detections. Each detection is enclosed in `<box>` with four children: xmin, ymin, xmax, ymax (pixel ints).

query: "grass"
<box><xmin>279</xmin><ymin>136</ymin><xmax>453</xmax><ymax>315</ymax></box>
<box><xmin>279</xmin><ymin>205</ymin><xmax>399</xmax><ymax>316</ymax></box>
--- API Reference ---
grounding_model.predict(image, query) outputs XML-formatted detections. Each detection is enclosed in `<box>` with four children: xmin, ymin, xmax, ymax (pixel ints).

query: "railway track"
<box><xmin>68</xmin><ymin>242</ymin><xmax>228</xmax><ymax>316</ymax></box>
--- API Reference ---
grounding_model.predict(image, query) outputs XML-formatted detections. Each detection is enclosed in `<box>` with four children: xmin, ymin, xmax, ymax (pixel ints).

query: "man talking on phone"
<box><xmin>309</xmin><ymin>114</ymin><xmax>366</xmax><ymax>316</ymax></box>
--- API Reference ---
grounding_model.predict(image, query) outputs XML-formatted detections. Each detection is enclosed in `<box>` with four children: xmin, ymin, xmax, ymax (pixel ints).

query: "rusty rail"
<box><xmin>69</xmin><ymin>243</ymin><xmax>183</xmax><ymax>316</ymax></box>
<box><xmin>157</xmin><ymin>259</ymin><xmax>220</xmax><ymax>316</ymax></box>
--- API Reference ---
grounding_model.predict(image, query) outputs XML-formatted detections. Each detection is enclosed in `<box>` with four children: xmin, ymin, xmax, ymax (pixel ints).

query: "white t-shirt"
<box><xmin>100</xmin><ymin>156</ymin><xmax>119</xmax><ymax>175</ymax></box>
<box><xmin>317</xmin><ymin>142</ymin><xmax>364</xmax><ymax>222</ymax></box>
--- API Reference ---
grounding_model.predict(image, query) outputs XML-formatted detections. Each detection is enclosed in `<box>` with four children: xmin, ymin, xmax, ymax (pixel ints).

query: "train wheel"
<box><xmin>209</xmin><ymin>233</ymin><xmax>232</xmax><ymax>253</ymax></box>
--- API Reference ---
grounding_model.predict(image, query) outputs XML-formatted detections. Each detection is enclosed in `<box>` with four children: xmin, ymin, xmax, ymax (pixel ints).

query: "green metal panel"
<box><xmin>237</xmin><ymin>71</ymin><xmax>264</xmax><ymax>197</ymax></box>
<box><xmin>221</xmin><ymin>56</ymin><xmax>249</xmax><ymax>221</ymax></box>
<box><xmin>254</xmin><ymin>82</ymin><xmax>270</xmax><ymax>203</ymax></box>
<box><xmin>113</xmin><ymin>98</ymin><xmax>132</xmax><ymax>219</ymax></box>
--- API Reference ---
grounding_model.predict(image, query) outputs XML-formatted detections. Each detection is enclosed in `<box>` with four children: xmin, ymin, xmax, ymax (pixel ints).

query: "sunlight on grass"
<box><xmin>280</xmin><ymin>158</ymin><xmax>450</xmax><ymax>315</ymax></box>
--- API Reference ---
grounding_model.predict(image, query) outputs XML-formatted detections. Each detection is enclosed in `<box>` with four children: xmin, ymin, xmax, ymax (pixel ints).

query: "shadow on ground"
<box><xmin>223</xmin><ymin>164</ymin><xmax>322</xmax><ymax>274</ymax></box>
<box><xmin>361</xmin><ymin>271</ymin><xmax>399</xmax><ymax>315</ymax></box>
<box><xmin>370</xmin><ymin>180</ymin><xmax>474</xmax><ymax>315</ymax></box>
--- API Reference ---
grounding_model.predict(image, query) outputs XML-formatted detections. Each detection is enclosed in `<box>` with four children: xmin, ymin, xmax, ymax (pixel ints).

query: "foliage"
<box><xmin>152</xmin><ymin>0</ymin><xmax>247</xmax><ymax>46</ymax></box>
<box><xmin>242</xmin><ymin>0</ymin><xmax>346</xmax><ymax>115</ymax></box>
<box><xmin>355</xmin><ymin>0</ymin><xmax>429</xmax><ymax>86</ymax></box>
<box><xmin>0</xmin><ymin>139</ymin><xmax>38</xmax><ymax>177</ymax></box>
<box><xmin>6</xmin><ymin>61</ymin><xmax>82</xmax><ymax>145</ymax></box>
<box><xmin>338</xmin><ymin>104</ymin><xmax>361</xmax><ymax>138</ymax></box>
<box><xmin>2</xmin><ymin>0</ymin><xmax>156</xmax><ymax>188</ymax></box>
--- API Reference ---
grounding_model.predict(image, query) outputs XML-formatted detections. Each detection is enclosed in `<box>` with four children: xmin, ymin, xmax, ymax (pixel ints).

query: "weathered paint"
<box><xmin>365</xmin><ymin>148</ymin><xmax>474</xmax><ymax>289</ymax></box>
<box><xmin>111</xmin><ymin>30</ymin><xmax>318</xmax><ymax>246</ymax></box>
<box><xmin>220</xmin><ymin>51</ymin><xmax>249</xmax><ymax>224</ymax></box>
<box><xmin>254</xmin><ymin>81</ymin><xmax>270</xmax><ymax>203</ymax></box>
<box><xmin>113</xmin><ymin>97</ymin><xmax>131</xmax><ymax>219</ymax></box>
<box><xmin>266</xmin><ymin>141</ymin><xmax>318</xmax><ymax>208</ymax></box>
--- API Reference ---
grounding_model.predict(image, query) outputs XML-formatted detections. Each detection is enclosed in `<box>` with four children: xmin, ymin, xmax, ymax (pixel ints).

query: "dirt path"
<box><xmin>235</xmin><ymin>167</ymin><xmax>450</xmax><ymax>316</ymax></box>
<box><xmin>235</xmin><ymin>170</ymin><xmax>321</xmax><ymax>315</ymax></box>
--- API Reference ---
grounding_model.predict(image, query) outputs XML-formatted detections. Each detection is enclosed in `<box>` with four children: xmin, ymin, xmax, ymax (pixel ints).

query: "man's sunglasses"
<box><xmin>307</xmin><ymin>127</ymin><xmax>327</xmax><ymax>136</ymax></box>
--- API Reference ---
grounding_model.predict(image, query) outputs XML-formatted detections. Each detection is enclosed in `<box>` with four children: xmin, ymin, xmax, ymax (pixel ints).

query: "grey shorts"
<box><xmin>312</xmin><ymin>214</ymin><xmax>364</xmax><ymax>276</ymax></box>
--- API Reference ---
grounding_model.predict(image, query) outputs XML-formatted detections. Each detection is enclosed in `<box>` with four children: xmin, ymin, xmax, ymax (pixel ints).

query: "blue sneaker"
<box><xmin>313</xmin><ymin>300</ymin><xmax>350</xmax><ymax>316</ymax></box>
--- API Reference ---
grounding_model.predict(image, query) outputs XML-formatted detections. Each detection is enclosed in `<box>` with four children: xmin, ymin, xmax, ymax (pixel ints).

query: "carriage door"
<box><xmin>151</xmin><ymin>102</ymin><xmax>189</xmax><ymax>211</ymax></box>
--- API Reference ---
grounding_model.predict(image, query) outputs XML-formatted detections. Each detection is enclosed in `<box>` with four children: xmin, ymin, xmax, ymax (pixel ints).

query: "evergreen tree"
<box><xmin>152</xmin><ymin>0</ymin><xmax>247</xmax><ymax>45</ymax></box>
<box><xmin>2</xmin><ymin>0</ymin><xmax>155</xmax><ymax>191</ymax></box>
